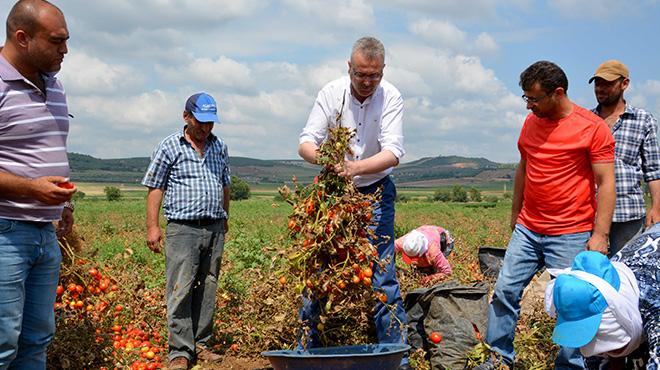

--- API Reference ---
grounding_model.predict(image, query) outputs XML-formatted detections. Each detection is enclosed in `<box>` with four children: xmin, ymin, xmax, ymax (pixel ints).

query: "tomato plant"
<box><xmin>277</xmin><ymin>127</ymin><xmax>398</xmax><ymax>348</ymax></box>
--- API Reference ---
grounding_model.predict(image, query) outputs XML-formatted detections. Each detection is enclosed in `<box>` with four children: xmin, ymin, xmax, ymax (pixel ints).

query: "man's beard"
<box><xmin>597</xmin><ymin>90</ymin><xmax>623</xmax><ymax>107</ymax></box>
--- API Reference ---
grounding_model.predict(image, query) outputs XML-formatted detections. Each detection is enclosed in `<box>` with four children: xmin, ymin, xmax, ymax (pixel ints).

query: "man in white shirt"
<box><xmin>298</xmin><ymin>36</ymin><xmax>409</xmax><ymax>370</ymax></box>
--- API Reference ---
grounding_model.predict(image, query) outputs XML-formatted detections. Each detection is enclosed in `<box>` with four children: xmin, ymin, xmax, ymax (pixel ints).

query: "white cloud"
<box><xmin>70</xmin><ymin>90</ymin><xmax>179</xmax><ymax>133</ymax></box>
<box><xmin>409</xmin><ymin>19</ymin><xmax>499</xmax><ymax>56</ymax></box>
<box><xmin>157</xmin><ymin>56</ymin><xmax>256</xmax><ymax>93</ymax></box>
<box><xmin>1</xmin><ymin>0</ymin><xmax>653</xmax><ymax>165</ymax></box>
<box><xmin>382</xmin><ymin>43</ymin><xmax>526</xmax><ymax>162</ymax></box>
<box><xmin>474</xmin><ymin>33</ymin><xmax>499</xmax><ymax>54</ymax></box>
<box><xmin>384</xmin><ymin>0</ymin><xmax>501</xmax><ymax>20</ymax></box>
<box><xmin>629</xmin><ymin>80</ymin><xmax>660</xmax><ymax>119</ymax></box>
<box><xmin>59</xmin><ymin>0</ymin><xmax>264</xmax><ymax>33</ymax></box>
<box><xmin>388</xmin><ymin>44</ymin><xmax>505</xmax><ymax>99</ymax></box>
<box><xmin>59</xmin><ymin>53</ymin><xmax>145</xmax><ymax>95</ymax></box>
<box><xmin>410</xmin><ymin>19</ymin><xmax>468</xmax><ymax>48</ymax></box>
<box><xmin>282</xmin><ymin>0</ymin><xmax>374</xmax><ymax>28</ymax></box>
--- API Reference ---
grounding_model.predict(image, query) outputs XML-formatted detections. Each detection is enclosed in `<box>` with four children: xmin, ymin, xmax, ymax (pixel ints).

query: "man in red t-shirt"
<box><xmin>474</xmin><ymin>61</ymin><xmax>615</xmax><ymax>370</ymax></box>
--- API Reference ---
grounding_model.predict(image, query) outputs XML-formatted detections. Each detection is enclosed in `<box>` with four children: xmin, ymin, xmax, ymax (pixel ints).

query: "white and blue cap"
<box><xmin>185</xmin><ymin>92</ymin><xmax>220</xmax><ymax>123</ymax></box>
<box><xmin>552</xmin><ymin>251</ymin><xmax>620</xmax><ymax>348</ymax></box>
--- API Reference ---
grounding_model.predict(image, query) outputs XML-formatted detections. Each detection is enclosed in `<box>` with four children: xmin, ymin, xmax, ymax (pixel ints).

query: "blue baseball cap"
<box><xmin>185</xmin><ymin>92</ymin><xmax>220</xmax><ymax>123</ymax></box>
<box><xmin>552</xmin><ymin>251</ymin><xmax>620</xmax><ymax>348</ymax></box>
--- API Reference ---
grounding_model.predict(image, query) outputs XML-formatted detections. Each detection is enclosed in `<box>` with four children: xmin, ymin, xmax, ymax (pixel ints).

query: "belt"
<box><xmin>357</xmin><ymin>175</ymin><xmax>390</xmax><ymax>191</ymax></box>
<box><xmin>170</xmin><ymin>218</ymin><xmax>221</xmax><ymax>227</ymax></box>
<box><xmin>22</xmin><ymin>220</ymin><xmax>52</xmax><ymax>228</ymax></box>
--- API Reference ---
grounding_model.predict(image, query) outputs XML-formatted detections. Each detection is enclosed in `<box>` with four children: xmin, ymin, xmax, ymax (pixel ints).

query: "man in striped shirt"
<box><xmin>0</xmin><ymin>0</ymin><xmax>75</xmax><ymax>368</ymax></box>
<box><xmin>142</xmin><ymin>92</ymin><xmax>230</xmax><ymax>369</ymax></box>
<box><xmin>590</xmin><ymin>60</ymin><xmax>660</xmax><ymax>256</ymax></box>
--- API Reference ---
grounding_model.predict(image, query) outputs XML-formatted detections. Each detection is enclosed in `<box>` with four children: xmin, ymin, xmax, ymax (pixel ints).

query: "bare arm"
<box><xmin>646</xmin><ymin>180</ymin><xmax>660</xmax><ymax>227</ymax></box>
<box><xmin>0</xmin><ymin>172</ymin><xmax>75</xmax><ymax>204</ymax></box>
<box><xmin>298</xmin><ymin>142</ymin><xmax>319</xmax><ymax>164</ymax></box>
<box><xmin>588</xmin><ymin>162</ymin><xmax>616</xmax><ymax>254</ymax></box>
<box><xmin>57</xmin><ymin>208</ymin><xmax>74</xmax><ymax>237</ymax></box>
<box><xmin>223</xmin><ymin>186</ymin><xmax>230</xmax><ymax>233</ymax></box>
<box><xmin>146</xmin><ymin>187</ymin><xmax>164</xmax><ymax>253</ymax></box>
<box><xmin>335</xmin><ymin>150</ymin><xmax>399</xmax><ymax>178</ymax></box>
<box><xmin>510</xmin><ymin>160</ymin><xmax>526</xmax><ymax>230</ymax></box>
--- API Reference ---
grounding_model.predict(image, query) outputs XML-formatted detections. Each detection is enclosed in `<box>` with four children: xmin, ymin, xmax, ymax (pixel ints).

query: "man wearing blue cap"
<box><xmin>142</xmin><ymin>92</ymin><xmax>231</xmax><ymax>369</ymax></box>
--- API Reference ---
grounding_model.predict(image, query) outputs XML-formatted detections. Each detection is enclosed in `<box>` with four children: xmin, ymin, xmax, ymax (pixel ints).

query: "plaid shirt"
<box><xmin>593</xmin><ymin>104</ymin><xmax>660</xmax><ymax>222</ymax></box>
<box><xmin>142</xmin><ymin>127</ymin><xmax>231</xmax><ymax>221</ymax></box>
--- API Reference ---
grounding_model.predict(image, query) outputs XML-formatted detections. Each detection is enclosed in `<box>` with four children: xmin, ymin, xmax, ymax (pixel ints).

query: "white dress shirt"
<box><xmin>299</xmin><ymin>76</ymin><xmax>405</xmax><ymax>187</ymax></box>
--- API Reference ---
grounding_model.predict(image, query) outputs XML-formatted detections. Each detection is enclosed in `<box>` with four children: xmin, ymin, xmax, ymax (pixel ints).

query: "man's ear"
<box><xmin>621</xmin><ymin>78</ymin><xmax>630</xmax><ymax>91</ymax></box>
<box><xmin>14</xmin><ymin>30</ymin><xmax>30</xmax><ymax>48</ymax></box>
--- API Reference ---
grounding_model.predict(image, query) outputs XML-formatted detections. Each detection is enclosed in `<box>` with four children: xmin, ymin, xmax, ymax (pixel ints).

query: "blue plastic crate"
<box><xmin>262</xmin><ymin>343</ymin><xmax>410</xmax><ymax>370</ymax></box>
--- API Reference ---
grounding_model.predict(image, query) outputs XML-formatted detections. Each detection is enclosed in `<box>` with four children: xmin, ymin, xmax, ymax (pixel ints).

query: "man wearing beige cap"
<box><xmin>590</xmin><ymin>60</ymin><xmax>660</xmax><ymax>256</ymax></box>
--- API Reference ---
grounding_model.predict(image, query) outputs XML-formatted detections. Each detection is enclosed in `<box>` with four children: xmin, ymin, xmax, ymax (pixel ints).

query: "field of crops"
<box><xmin>48</xmin><ymin>187</ymin><xmax>557</xmax><ymax>370</ymax></box>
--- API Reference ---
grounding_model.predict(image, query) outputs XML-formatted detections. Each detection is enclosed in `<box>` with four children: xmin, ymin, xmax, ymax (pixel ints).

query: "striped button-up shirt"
<box><xmin>0</xmin><ymin>55</ymin><xmax>70</xmax><ymax>222</ymax></box>
<box><xmin>142</xmin><ymin>127</ymin><xmax>230</xmax><ymax>221</ymax></box>
<box><xmin>593</xmin><ymin>104</ymin><xmax>660</xmax><ymax>222</ymax></box>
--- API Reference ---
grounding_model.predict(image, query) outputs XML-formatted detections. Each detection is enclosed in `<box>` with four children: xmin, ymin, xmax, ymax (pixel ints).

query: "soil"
<box><xmin>192</xmin><ymin>356</ymin><xmax>272</xmax><ymax>370</ymax></box>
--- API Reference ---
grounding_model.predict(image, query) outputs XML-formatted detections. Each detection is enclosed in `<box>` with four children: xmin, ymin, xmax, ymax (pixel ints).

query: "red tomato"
<box><xmin>429</xmin><ymin>331</ymin><xmax>443</xmax><ymax>344</ymax></box>
<box><xmin>57</xmin><ymin>181</ymin><xmax>75</xmax><ymax>189</ymax></box>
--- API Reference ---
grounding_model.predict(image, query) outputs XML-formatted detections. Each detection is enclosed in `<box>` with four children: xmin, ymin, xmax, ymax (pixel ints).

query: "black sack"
<box><xmin>404</xmin><ymin>281</ymin><xmax>489</xmax><ymax>370</ymax></box>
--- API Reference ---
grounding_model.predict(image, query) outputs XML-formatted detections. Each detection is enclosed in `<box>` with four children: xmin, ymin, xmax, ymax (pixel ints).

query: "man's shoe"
<box><xmin>168</xmin><ymin>357</ymin><xmax>189</xmax><ymax>370</ymax></box>
<box><xmin>398</xmin><ymin>364</ymin><xmax>413</xmax><ymax>370</ymax></box>
<box><xmin>196</xmin><ymin>347</ymin><xmax>222</xmax><ymax>362</ymax></box>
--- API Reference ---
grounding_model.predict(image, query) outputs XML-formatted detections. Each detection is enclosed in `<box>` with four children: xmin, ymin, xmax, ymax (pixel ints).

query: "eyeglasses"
<box><xmin>521</xmin><ymin>92</ymin><xmax>552</xmax><ymax>104</ymax></box>
<box><xmin>351</xmin><ymin>70</ymin><xmax>383</xmax><ymax>81</ymax></box>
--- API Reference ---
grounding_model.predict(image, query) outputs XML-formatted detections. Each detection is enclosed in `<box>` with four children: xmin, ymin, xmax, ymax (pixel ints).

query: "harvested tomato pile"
<box><xmin>278</xmin><ymin>126</ymin><xmax>395</xmax><ymax>346</ymax></box>
<box><xmin>49</xmin><ymin>237</ymin><xmax>166</xmax><ymax>370</ymax></box>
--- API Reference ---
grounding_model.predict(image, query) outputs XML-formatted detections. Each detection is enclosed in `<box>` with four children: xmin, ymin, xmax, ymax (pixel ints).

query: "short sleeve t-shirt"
<box><xmin>517</xmin><ymin>104</ymin><xmax>615</xmax><ymax>235</ymax></box>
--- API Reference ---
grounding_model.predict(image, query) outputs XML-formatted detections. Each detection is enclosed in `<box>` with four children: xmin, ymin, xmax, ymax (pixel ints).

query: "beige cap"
<box><xmin>589</xmin><ymin>60</ymin><xmax>629</xmax><ymax>83</ymax></box>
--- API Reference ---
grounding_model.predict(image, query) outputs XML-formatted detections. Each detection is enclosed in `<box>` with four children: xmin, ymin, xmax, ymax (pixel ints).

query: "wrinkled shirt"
<box><xmin>0</xmin><ymin>54</ymin><xmax>69</xmax><ymax>221</ymax></box>
<box><xmin>300</xmin><ymin>76</ymin><xmax>404</xmax><ymax>187</ymax></box>
<box><xmin>142</xmin><ymin>127</ymin><xmax>230</xmax><ymax>221</ymax></box>
<box><xmin>593</xmin><ymin>104</ymin><xmax>660</xmax><ymax>222</ymax></box>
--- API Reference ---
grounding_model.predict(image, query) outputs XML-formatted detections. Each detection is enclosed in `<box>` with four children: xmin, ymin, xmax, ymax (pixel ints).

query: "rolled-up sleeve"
<box><xmin>642</xmin><ymin>113</ymin><xmax>660</xmax><ymax>182</ymax></box>
<box><xmin>299</xmin><ymin>89</ymin><xmax>332</xmax><ymax>146</ymax></box>
<box><xmin>378</xmin><ymin>92</ymin><xmax>405</xmax><ymax>160</ymax></box>
<box><xmin>142</xmin><ymin>144</ymin><xmax>172</xmax><ymax>190</ymax></box>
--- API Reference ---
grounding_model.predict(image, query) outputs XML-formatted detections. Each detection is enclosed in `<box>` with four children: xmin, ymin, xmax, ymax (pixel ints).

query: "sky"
<box><xmin>2</xmin><ymin>0</ymin><xmax>659</xmax><ymax>163</ymax></box>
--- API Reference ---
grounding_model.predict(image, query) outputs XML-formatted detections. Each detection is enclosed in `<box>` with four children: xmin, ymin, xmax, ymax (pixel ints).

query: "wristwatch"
<box><xmin>63</xmin><ymin>201</ymin><xmax>75</xmax><ymax>212</ymax></box>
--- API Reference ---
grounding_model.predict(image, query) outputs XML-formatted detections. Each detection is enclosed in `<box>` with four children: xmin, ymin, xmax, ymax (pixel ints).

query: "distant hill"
<box><xmin>68</xmin><ymin>152</ymin><xmax>515</xmax><ymax>186</ymax></box>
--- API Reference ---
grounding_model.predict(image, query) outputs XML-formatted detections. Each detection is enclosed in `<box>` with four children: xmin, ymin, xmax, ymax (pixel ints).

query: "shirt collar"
<box><xmin>0</xmin><ymin>53</ymin><xmax>59</xmax><ymax>83</ymax></box>
<box><xmin>177</xmin><ymin>125</ymin><xmax>217</xmax><ymax>144</ymax></box>
<box><xmin>593</xmin><ymin>100</ymin><xmax>634</xmax><ymax>118</ymax></box>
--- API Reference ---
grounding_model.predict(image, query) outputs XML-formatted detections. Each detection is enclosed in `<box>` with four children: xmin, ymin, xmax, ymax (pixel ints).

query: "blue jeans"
<box><xmin>0</xmin><ymin>219</ymin><xmax>61</xmax><ymax>369</ymax></box>
<box><xmin>485</xmin><ymin>224</ymin><xmax>589</xmax><ymax>369</ymax></box>
<box><xmin>298</xmin><ymin>176</ymin><xmax>408</xmax><ymax>364</ymax></box>
<box><xmin>165</xmin><ymin>220</ymin><xmax>225</xmax><ymax>361</ymax></box>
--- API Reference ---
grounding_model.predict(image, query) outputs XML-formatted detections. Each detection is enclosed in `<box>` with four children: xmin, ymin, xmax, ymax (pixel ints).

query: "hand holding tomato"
<box><xmin>57</xmin><ymin>181</ymin><xmax>75</xmax><ymax>189</ymax></box>
<box><xmin>28</xmin><ymin>176</ymin><xmax>76</xmax><ymax>205</ymax></box>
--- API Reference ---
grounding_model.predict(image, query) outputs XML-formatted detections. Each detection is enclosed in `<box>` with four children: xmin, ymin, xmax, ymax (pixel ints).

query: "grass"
<box><xmin>56</xmin><ymin>194</ymin><xmax>559</xmax><ymax>369</ymax></box>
